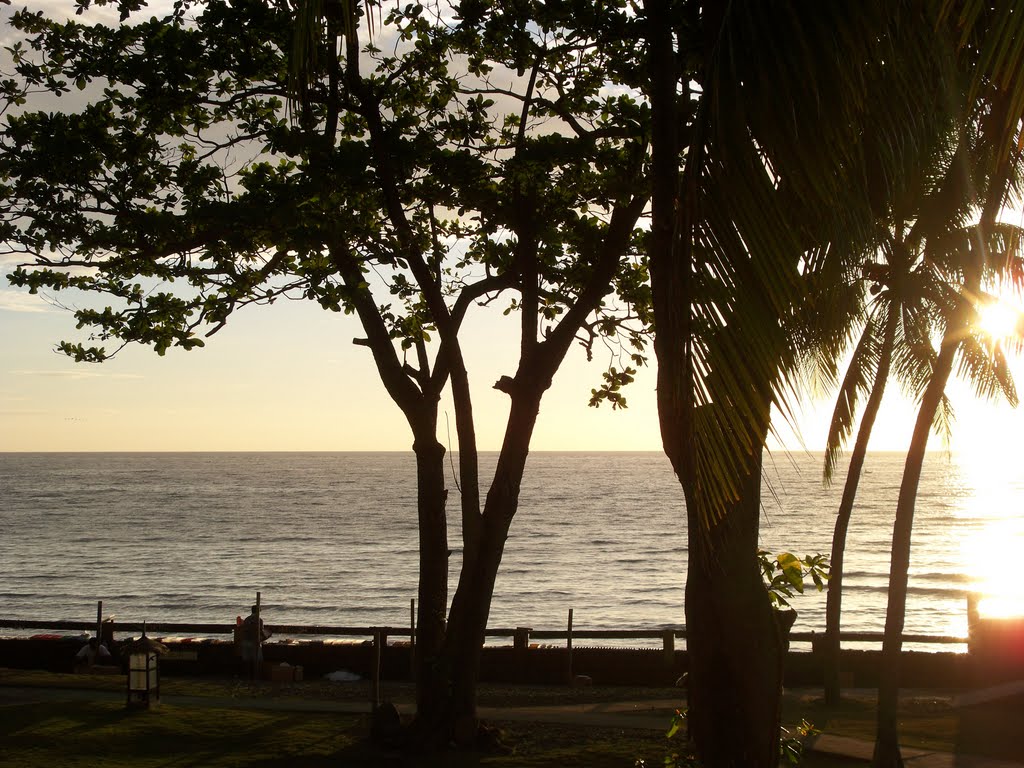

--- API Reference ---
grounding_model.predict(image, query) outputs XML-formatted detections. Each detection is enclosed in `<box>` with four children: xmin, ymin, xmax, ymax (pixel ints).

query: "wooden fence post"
<box><xmin>371</xmin><ymin>629</ymin><xmax>382</xmax><ymax>712</ymax></box>
<box><xmin>96</xmin><ymin>601</ymin><xmax>103</xmax><ymax>643</ymax></box>
<box><xmin>566</xmin><ymin>608</ymin><xmax>574</xmax><ymax>684</ymax></box>
<box><xmin>662</xmin><ymin>629</ymin><xmax>675</xmax><ymax>667</ymax></box>
<box><xmin>513</xmin><ymin>626</ymin><xmax>530</xmax><ymax>680</ymax></box>
<box><xmin>410</xmin><ymin>598</ymin><xmax>416</xmax><ymax>681</ymax></box>
<box><xmin>513</xmin><ymin>626</ymin><xmax>531</xmax><ymax>650</ymax></box>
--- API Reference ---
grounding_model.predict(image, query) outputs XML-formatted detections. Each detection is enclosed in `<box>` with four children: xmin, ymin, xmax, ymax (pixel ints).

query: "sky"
<box><xmin>4</xmin><ymin>273</ymin><xmax>1024</xmax><ymax>455</ymax></box>
<box><xmin>3</xmin><ymin>1</ymin><xmax>1024</xmax><ymax>456</ymax></box>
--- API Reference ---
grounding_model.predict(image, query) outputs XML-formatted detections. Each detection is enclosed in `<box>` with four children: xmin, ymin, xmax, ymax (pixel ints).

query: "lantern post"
<box><xmin>125</xmin><ymin>623</ymin><xmax>168</xmax><ymax>709</ymax></box>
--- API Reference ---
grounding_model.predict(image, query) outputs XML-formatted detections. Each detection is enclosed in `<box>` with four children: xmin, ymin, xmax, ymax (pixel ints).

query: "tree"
<box><xmin>642</xmin><ymin>2</ymin><xmax>955</xmax><ymax>765</ymax></box>
<box><xmin>819</xmin><ymin>138</ymin><xmax>971</xmax><ymax>705</ymax></box>
<box><xmin>873</xmin><ymin>225</ymin><xmax>1024</xmax><ymax>767</ymax></box>
<box><xmin>1</xmin><ymin>0</ymin><xmax>650</xmax><ymax>742</ymax></box>
<box><xmin>819</xmin><ymin>265</ymin><xmax>924</xmax><ymax>706</ymax></box>
<box><xmin>820</xmin><ymin>103</ymin><xmax>1024</xmax><ymax>707</ymax></box>
<box><xmin>871</xmin><ymin>30</ymin><xmax>1024</xmax><ymax>766</ymax></box>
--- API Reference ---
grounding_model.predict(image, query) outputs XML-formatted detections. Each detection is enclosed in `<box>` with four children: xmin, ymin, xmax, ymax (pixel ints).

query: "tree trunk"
<box><xmin>681</xmin><ymin>421</ymin><xmax>788</xmax><ymax>768</ymax></box>
<box><xmin>444</xmin><ymin>501</ymin><xmax>518</xmax><ymax>742</ymax></box>
<box><xmin>406</xmin><ymin>386</ymin><xmax>543</xmax><ymax>747</ymax></box>
<box><xmin>872</xmin><ymin>307</ymin><xmax>963</xmax><ymax>767</ymax></box>
<box><xmin>645</xmin><ymin>4</ymin><xmax>788</xmax><ymax>758</ymax></box>
<box><xmin>824</xmin><ymin>314</ymin><xmax>896</xmax><ymax>704</ymax></box>
<box><xmin>446</xmin><ymin>387</ymin><xmax>542</xmax><ymax>732</ymax></box>
<box><xmin>410</xmin><ymin>435</ymin><xmax>450</xmax><ymax>720</ymax></box>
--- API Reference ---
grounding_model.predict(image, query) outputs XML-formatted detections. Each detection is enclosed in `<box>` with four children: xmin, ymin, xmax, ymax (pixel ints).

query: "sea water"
<box><xmin>1</xmin><ymin>450</ymin><xmax>1020</xmax><ymax>648</ymax></box>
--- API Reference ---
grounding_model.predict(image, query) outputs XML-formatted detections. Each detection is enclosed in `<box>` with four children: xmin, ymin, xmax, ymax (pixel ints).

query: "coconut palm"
<box><xmin>818</xmin><ymin>139</ymin><xmax>993</xmax><ymax>704</ymax></box>
<box><xmin>873</xmin><ymin>225</ymin><xmax>1024</xmax><ymax>767</ymax></box>
<box><xmin>818</xmin><ymin>241</ymin><xmax>932</xmax><ymax>706</ymax></box>
<box><xmin>872</xmin><ymin>204</ymin><xmax>1024</xmax><ymax>768</ymax></box>
<box><xmin>869</xmin><ymin>6</ymin><xmax>1024</xmax><ymax>763</ymax></box>
<box><xmin>642</xmin><ymin>2</ymin><xmax>957</xmax><ymax>764</ymax></box>
<box><xmin>821</xmin><ymin>196</ymin><xmax>1024</xmax><ymax>712</ymax></box>
<box><xmin>643</xmin><ymin>0</ymin><xmax>1024</xmax><ymax>764</ymax></box>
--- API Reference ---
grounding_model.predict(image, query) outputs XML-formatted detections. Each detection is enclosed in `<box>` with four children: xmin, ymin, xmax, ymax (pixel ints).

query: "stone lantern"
<box><xmin>124</xmin><ymin>624</ymin><xmax>168</xmax><ymax>709</ymax></box>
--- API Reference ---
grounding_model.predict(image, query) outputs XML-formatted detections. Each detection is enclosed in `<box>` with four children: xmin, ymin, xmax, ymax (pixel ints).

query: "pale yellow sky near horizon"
<box><xmin>3</xmin><ymin>278</ymin><xmax>1023</xmax><ymax>457</ymax></box>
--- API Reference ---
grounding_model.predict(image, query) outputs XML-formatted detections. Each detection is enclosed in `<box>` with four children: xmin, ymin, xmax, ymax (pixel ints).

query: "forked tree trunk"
<box><xmin>824</xmin><ymin>315</ymin><xmax>897</xmax><ymax>704</ymax></box>
<box><xmin>411</xmin><ymin>387</ymin><xmax>544</xmax><ymax>747</ymax></box>
<box><xmin>444</xmin><ymin>501</ymin><xmax>518</xmax><ymax>741</ymax></box>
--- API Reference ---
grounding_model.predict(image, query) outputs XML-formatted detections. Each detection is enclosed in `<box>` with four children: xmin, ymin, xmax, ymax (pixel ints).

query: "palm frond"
<box><xmin>932</xmin><ymin>392</ymin><xmax>956</xmax><ymax>448</ymax></box>
<box><xmin>956</xmin><ymin>321</ymin><xmax>1019</xmax><ymax>406</ymax></box>
<box><xmin>823</xmin><ymin>309</ymin><xmax>883</xmax><ymax>484</ymax></box>
<box><xmin>941</xmin><ymin>0</ymin><xmax>1024</xmax><ymax>172</ymax></box>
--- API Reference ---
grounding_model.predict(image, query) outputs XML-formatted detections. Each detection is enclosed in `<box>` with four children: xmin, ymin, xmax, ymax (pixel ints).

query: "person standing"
<box><xmin>238</xmin><ymin>604</ymin><xmax>271</xmax><ymax>679</ymax></box>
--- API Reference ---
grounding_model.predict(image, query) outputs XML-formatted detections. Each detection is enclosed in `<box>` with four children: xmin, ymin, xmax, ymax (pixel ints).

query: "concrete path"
<box><xmin>806</xmin><ymin>733</ymin><xmax>1024</xmax><ymax>768</ymax></box>
<box><xmin>2</xmin><ymin>685</ymin><xmax>1021</xmax><ymax>767</ymax></box>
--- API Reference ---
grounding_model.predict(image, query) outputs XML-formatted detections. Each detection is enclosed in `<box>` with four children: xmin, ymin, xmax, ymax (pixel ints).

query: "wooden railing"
<box><xmin>0</xmin><ymin>618</ymin><xmax>968</xmax><ymax>649</ymax></box>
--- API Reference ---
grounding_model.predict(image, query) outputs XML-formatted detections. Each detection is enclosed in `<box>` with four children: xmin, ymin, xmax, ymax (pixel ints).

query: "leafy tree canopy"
<box><xmin>1</xmin><ymin>0</ymin><xmax>651</xmax><ymax>399</ymax></box>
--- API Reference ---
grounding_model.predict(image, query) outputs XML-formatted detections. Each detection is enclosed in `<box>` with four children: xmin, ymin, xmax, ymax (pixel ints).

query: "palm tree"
<box><xmin>872</xmin><ymin>207</ymin><xmax>1024</xmax><ymax>768</ymax></box>
<box><xmin>869</xmin><ymin>5</ymin><xmax>1024</xmax><ymax>762</ymax></box>
<box><xmin>643</xmin><ymin>2</ymin><xmax>951</xmax><ymax>764</ymax></box>
<box><xmin>819</xmin><ymin>159</ymin><xmax>982</xmax><ymax>705</ymax></box>
<box><xmin>819</xmin><ymin>247</ymin><xmax>918</xmax><ymax>706</ymax></box>
<box><xmin>873</xmin><ymin>223</ymin><xmax>1023</xmax><ymax>766</ymax></box>
<box><xmin>822</xmin><ymin>192</ymin><xmax>1024</xmax><ymax>712</ymax></box>
<box><xmin>643</xmin><ymin>1</ymin><xmax>1024</xmax><ymax>763</ymax></box>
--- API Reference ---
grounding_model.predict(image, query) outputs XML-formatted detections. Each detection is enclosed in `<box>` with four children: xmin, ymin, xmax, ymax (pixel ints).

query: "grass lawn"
<box><xmin>0</xmin><ymin>699</ymin><xmax>860</xmax><ymax>768</ymax></box>
<box><xmin>1</xmin><ymin>669</ymin><xmax>1020</xmax><ymax>767</ymax></box>
<box><xmin>1</xmin><ymin>700</ymin><xmax>356</xmax><ymax>768</ymax></box>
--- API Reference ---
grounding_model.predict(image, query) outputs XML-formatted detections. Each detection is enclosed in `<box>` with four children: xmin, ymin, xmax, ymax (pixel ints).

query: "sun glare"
<box><xmin>977</xmin><ymin>300</ymin><xmax>1021</xmax><ymax>342</ymax></box>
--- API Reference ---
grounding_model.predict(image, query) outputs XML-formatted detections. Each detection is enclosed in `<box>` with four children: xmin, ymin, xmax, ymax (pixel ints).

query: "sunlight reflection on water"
<box><xmin>954</xmin><ymin>444</ymin><xmax>1024</xmax><ymax>621</ymax></box>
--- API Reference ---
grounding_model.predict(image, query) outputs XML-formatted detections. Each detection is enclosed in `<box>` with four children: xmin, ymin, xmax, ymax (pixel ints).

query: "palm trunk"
<box><xmin>824</xmin><ymin>314</ymin><xmax>897</xmax><ymax>704</ymax></box>
<box><xmin>645</xmin><ymin>4</ymin><xmax>788</xmax><ymax>759</ymax></box>
<box><xmin>872</xmin><ymin>297</ymin><xmax>969</xmax><ymax>767</ymax></box>
<box><xmin>683</xmin><ymin>435</ymin><xmax>790</xmax><ymax>767</ymax></box>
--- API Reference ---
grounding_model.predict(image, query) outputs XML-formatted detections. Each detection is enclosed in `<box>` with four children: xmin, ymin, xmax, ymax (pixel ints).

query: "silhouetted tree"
<box><xmin>1</xmin><ymin>0</ymin><xmax>649</xmax><ymax>742</ymax></box>
<box><xmin>821</xmin><ymin>135</ymin><xmax>1024</xmax><ymax>710</ymax></box>
<box><xmin>642</xmin><ymin>2</ymin><xmax>975</xmax><ymax>765</ymax></box>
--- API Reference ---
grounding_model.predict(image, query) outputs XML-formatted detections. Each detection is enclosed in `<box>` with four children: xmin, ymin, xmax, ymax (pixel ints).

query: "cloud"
<box><xmin>0</xmin><ymin>291</ymin><xmax>55</xmax><ymax>313</ymax></box>
<box><xmin>12</xmin><ymin>369</ymin><xmax>144</xmax><ymax>381</ymax></box>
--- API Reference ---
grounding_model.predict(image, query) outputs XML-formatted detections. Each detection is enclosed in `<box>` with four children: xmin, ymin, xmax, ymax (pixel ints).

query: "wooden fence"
<box><xmin>0</xmin><ymin>601</ymin><xmax>969</xmax><ymax>654</ymax></box>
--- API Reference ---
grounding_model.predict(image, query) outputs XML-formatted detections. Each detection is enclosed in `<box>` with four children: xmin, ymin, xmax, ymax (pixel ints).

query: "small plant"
<box><xmin>635</xmin><ymin>709</ymin><xmax>700</xmax><ymax>768</ymax></box>
<box><xmin>758</xmin><ymin>550</ymin><xmax>829</xmax><ymax>609</ymax></box>
<box><xmin>780</xmin><ymin>718</ymin><xmax>821</xmax><ymax>765</ymax></box>
<box><xmin>638</xmin><ymin>708</ymin><xmax>820</xmax><ymax>767</ymax></box>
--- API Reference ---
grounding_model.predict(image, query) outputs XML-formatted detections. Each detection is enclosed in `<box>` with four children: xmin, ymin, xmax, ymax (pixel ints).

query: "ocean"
<box><xmin>2</xmin><ymin>450</ymin><xmax>1021</xmax><ymax>650</ymax></box>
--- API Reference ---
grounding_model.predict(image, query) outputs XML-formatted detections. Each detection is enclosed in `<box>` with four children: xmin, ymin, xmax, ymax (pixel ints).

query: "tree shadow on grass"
<box><xmin>1</xmin><ymin>701</ymin><xmax>366</xmax><ymax>768</ymax></box>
